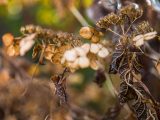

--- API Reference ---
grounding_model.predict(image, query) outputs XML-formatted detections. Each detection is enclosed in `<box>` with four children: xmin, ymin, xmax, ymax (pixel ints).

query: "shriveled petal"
<box><xmin>98</xmin><ymin>47</ymin><xmax>109</xmax><ymax>58</ymax></box>
<box><xmin>144</xmin><ymin>31</ymin><xmax>157</xmax><ymax>40</ymax></box>
<box><xmin>81</xmin><ymin>43</ymin><xmax>90</xmax><ymax>54</ymax></box>
<box><xmin>90</xmin><ymin>43</ymin><xmax>100</xmax><ymax>54</ymax></box>
<box><xmin>78</xmin><ymin>56</ymin><xmax>90</xmax><ymax>68</ymax></box>
<box><xmin>74</xmin><ymin>47</ymin><xmax>86</xmax><ymax>56</ymax></box>
<box><xmin>20</xmin><ymin>34</ymin><xmax>36</xmax><ymax>56</ymax></box>
<box><xmin>133</xmin><ymin>35</ymin><xmax>144</xmax><ymax>42</ymax></box>
<box><xmin>135</xmin><ymin>39</ymin><xmax>144</xmax><ymax>47</ymax></box>
<box><xmin>64</xmin><ymin>49</ymin><xmax>77</xmax><ymax>62</ymax></box>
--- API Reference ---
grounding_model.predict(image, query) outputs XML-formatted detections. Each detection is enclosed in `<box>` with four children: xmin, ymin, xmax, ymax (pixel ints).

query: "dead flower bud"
<box><xmin>2</xmin><ymin>33</ymin><xmax>14</xmax><ymax>47</ymax></box>
<box><xmin>79</xmin><ymin>27</ymin><xmax>93</xmax><ymax>39</ymax></box>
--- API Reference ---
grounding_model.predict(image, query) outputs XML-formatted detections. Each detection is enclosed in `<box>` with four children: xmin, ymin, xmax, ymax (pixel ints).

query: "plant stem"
<box><xmin>70</xmin><ymin>6</ymin><xmax>89</xmax><ymax>26</ymax></box>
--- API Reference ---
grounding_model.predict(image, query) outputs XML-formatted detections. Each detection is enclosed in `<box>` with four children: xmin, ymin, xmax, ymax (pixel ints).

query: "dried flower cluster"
<box><xmin>97</xmin><ymin>13</ymin><xmax>123</xmax><ymax>29</ymax></box>
<box><xmin>96</xmin><ymin>5</ymin><xmax>143</xmax><ymax>29</ymax></box>
<box><xmin>95</xmin><ymin>4</ymin><xmax>160</xmax><ymax>119</ymax></box>
<box><xmin>120</xmin><ymin>4</ymin><xmax>143</xmax><ymax>21</ymax></box>
<box><xmin>62</xmin><ymin>43</ymin><xmax>109</xmax><ymax>71</ymax></box>
<box><xmin>2</xmin><ymin>25</ymin><xmax>82</xmax><ymax>65</ymax></box>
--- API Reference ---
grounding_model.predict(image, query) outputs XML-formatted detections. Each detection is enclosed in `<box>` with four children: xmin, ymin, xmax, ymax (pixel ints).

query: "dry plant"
<box><xmin>1</xmin><ymin>3</ymin><xmax>160</xmax><ymax>120</ymax></box>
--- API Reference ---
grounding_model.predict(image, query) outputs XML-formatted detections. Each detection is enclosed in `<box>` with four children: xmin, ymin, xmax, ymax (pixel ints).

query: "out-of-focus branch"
<box><xmin>0</xmin><ymin>50</ymin><xmax>31</xmax><ymax>82</ymax></box>
<box><xmin>69</xmin><ymin>6</ymin><xmax>89</xmax><ymax>26</ymax></box>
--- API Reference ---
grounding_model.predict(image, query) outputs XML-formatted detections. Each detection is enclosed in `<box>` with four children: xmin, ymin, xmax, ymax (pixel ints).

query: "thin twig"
<box><xmin>107</xmin><ymin>28</ymin><xmax>123</xmax><ymax>38</ymax></box>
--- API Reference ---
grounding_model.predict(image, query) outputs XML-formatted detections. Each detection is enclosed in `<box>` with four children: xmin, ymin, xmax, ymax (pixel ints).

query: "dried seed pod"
<box><xmin>79</xmin><ymin>27</ymin><xmax>93</xmax><ymax>39</ymax></box>
<box><xmin>2</xmin><ymin>33</ymin><xmax>14</xmax><ymax>47</ymax></box>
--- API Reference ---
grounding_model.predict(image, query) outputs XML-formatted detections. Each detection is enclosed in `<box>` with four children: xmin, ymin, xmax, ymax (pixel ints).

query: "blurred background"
<box><xmin>0</xmin><ymin>0</ymin><xmax>93</xmax><ymax>36</ymax></box>
<box><xmin>0</xmin><ymin>0</ymin><xmax>119</xmax><ymax>120</ymax></box>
